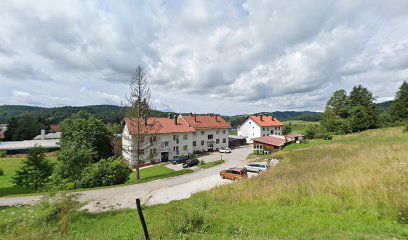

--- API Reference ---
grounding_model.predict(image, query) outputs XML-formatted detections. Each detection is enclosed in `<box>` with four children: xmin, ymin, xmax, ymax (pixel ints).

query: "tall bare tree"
<box><xmin>123</xmin><ymin>66</ymin><xmax>160</xmax><ymax>180</ymax></box>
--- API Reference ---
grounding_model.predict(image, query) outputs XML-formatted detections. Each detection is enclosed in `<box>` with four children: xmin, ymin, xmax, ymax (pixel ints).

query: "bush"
<box><xmin>405</xmin><ymin>124</ymin><xmax>408</xmax><ymax>133</ymax></box>
<box><xmin>0</xmin><ymin>168</ymin><xmax>3</xmax><ymax>176</ymax></box>
<box><xmin>305</xmin><ymin>125</ymin><xmax>332</xmax><ymax>140</ymax></box>
<box><xmin>199</xmin><ymin>160</ymin><xmax>206</xmax><ymax>166</ymax></box>
<box><xmin>79</xmin><ymin>157</ymin><xmax>132</xmax><ymax>188</ymax></box>
<box><xmin>0</xmin><ymin>150</ymin><xmax>6</xmax><ymax>157</ymax></box>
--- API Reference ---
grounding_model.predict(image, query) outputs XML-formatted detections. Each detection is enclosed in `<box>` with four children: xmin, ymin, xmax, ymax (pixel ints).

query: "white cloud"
<box><xmin>0</xmin><ymin>0</ymin><xmax>407</xmax><ymax>114</ymax></box>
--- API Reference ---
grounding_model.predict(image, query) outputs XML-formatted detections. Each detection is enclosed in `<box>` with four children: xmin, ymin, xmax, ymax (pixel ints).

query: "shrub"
<box><xmin>305</xmin><ymin>125</ymin><xmax>332</xmax><ymax>140</ymax></box>
<box><xmin>79</xmin><ymin>157</ymin><xmax>132</xmax><ymax>188</ymax></box>
<box><xmin>199</xmin><ymin>160</ymin><xmax>206</xmax><ymax>166</ymax></box>
<box><xmin>0</xmin><ymin>168</ymin><xmax>4</xmax><ymax>176</ymax></box>
<box><xmin>0</xmin><ymin>150</ymin><xmax>6</xmax><ymax>157</ymax></box>
<box><xmin>405</xmin><ymin>124</ymin><xmax>408</xmax><ymax>133</ymax></box>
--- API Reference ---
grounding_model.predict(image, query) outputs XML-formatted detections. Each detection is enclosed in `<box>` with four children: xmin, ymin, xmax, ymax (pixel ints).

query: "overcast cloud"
<box><xmin>0</xmin><ymin>0</ymin><xmax>407</xmax><ymax>115</ymax></box>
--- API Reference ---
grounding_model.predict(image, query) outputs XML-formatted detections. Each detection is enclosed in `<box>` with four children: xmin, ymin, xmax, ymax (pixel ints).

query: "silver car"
<box><xmin>243</xmin><ymin>162</ymin><xmax>270</xmax><ymax>173</ymax></box>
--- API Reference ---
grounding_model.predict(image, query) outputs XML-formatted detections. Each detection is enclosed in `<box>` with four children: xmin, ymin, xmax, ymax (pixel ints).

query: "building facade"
<box><xmin>122</xmin><ymin>114</ymin><xmax>230</xmax><ymax>166</ymax></box>
<box><xmin>238</xmin><ymin>115</ymin><xmax>285</xmax><ymax>143</ymax></box>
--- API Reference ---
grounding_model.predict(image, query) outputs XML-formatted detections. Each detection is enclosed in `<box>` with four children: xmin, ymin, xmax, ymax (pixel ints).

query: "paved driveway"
<box><xmin>0</xmin><ymin>145</ymin><xmax>253</xmax><ymax>212</ymax></box>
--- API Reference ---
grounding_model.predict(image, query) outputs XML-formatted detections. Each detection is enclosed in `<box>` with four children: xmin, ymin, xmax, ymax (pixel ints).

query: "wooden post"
<box><xmin>136</xmin><ymin>198</ymin><xmax>150</xmax><ymax>240</ymax></box>
<box><xmin>61</xmin><ymin>201</ymin><xmax>68</xmax><ymax>240</ymax></box>
<box><xmin>221</xmin><ymin>154</ymin><xmax>223</xmax><ymax>161</ymax></box>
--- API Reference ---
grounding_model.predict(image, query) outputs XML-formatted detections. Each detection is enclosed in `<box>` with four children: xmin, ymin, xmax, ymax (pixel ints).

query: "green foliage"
<box><xmin>322</xmin><ymin>85</ymin><xmax>379</xmax><ymax>134</ymax></box>
<box><xmin>79</xmin><ymin>157</ymin><xmax>131</xmax><ymax>188</ymax></box>
<box><xmin>389</xmin><ymin>81</ymin><xmax>408</xmax><ymax>121</ymax></box>
<box><xmin>0</xmin><ymin>150</ymin><xmax>6</xmax><ymax>157</ymax></box>
<box><xmin>4</xmin><ymin>115</ymin><xmax>45</xmax><ymax>141</ymax></box>
<box><xmin>0</xmin><ymin>167</ymin><xmax>3</xmax><ymax>176</ymax></box>
<box><xmin>282</xmin><ymin>124</ymin><xmax>292</xmax><ymax>135</ymax></box>
<box><xmin>405</xmin><ymin>124</ymin><xmax>408</xmax><ymax>133</ymax></box>
<box><xmin>326</xmin><ymin>89</ymin><xmax>349</xmax><ymax>118</ymax></box>
<box><xmin>12</xmin><ymin>147</ymin><xmax>53</xmax><ymax>191</ymax></box>
<box><xmin>304</xmin><ymin>125</ymin><xmax>332</xmax><ymax>140</ymax></box>
<box><xmin>54</xmin><ymin>141</ymin><xmax>95</xmax><ymax>189</ymax></box>
<box><xmin>60</xmin><ymin>111</ymin><xmax>113</xmax><ymax>161</ymax></box>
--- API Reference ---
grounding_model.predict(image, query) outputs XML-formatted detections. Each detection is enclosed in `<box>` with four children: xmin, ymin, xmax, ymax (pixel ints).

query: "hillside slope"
<box><xmin>1</xmin><ymin>127</ymin><xmax>407</xmax><ymax>239</ymax></box>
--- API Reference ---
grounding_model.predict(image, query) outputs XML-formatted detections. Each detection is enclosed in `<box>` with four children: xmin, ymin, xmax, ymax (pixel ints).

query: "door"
<box><xmin>161</xmin><ymin>152</ymin><xmax>169</xmax><ymax>162</ymax></box>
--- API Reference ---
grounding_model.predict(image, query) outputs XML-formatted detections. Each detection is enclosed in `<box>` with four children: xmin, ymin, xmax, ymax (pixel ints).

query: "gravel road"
<box><xmin>0</xmin><ymin>145</ymin><xmax>253</xmax><ymax>212</ymax></box>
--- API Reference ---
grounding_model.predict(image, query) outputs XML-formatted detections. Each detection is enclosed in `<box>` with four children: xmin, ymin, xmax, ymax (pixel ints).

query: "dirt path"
<box><xmin>0</xmin><ymin>145</ymin><xmax>253</xmax><ymax>212</ymax></box>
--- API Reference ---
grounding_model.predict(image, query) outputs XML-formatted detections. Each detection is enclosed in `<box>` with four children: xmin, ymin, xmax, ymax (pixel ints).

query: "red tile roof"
<box><xmin>49</xmin><ymin>125</ymin><xmax>60</xmax><ymax>132</ymax></box>
<box><xmin>249</xmin><ymin>115</ymin><xmax>285</xmax><ymax>127</ymax></box>
<box><xmin>125</xmin><ymin>117</ymin><xmax>196</xmax><ymax>135</ymax></box>
<box><xmin>0</xmin><ymin>131</ymin><xmax>4</xmax><ymax>139</ymax></box>
<box><xmin>183</xmin><ymin>115</ymin><xmax>231</xmax><ymax>129</ymax></box>
<box><xmin>253</xmin><ymin>135</ymin><xmax>286</xmax><ymax>147</ymax></box>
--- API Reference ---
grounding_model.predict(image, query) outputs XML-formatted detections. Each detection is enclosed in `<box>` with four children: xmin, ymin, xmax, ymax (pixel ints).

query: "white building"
<box><xmin>238</xmin><ymin>115</ymin><xmax>285</xmax><ymax>143</ymax></box>
<box><xmin>122</xmin><ymin>114</ymin><xmax>230</xmax><ymax>166</ymax></box>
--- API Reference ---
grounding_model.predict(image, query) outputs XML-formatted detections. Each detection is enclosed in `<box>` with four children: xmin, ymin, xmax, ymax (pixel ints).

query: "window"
<box><xmin>216</xmin><ymin>130</ymin><xmax>219</xmax><ymax>134</ymax></box>
<box><xmin>223</xmin><ymin>130</ymin><xmax>226</xmax><ymax>134</ymax></box>
<box><xmin>270</xmin><ymin>130</ymin><xmax>273</xmax><ymax>134</ymax></box>
<box><xmin>183</xmin><ymin>145</ymin><xmax>188</xmax><ymax>151</ymax></box>
<box><xmin>201</xmin><ymin>131</ymin><xmax>204</xmax><ymax>135</ymax></box>
<box><xmin>183</xmin><ymin>134</ymin><xmax>188</xmax><ymax>140</ymax></box>
<box><xmin>262</xmin><ymin>127</ymin><xmax>265</xmax><ymax>131</ymax></box>
<box><xmin>201</xmin><ymin>141</ymin><xmax>204</xmax><ymax>145</ymax></box>
<box><xmin>193</xmin><ymin>141</ymin><xmax>196</xmax><ymax>146</ymax></box>
<box><xmin>274</xmin><ymin>127</ymin><xmax>277</xmax><ymax>130</ymax></box>
<box><xmin>173</xmin><ymin>146</ymin><xmax>179</xmax><ymax>152</ymax></box>
<box><xmin>208</xmin><ymin>134</ymin><xmax>213</xmax><ymax>140</ymax></box>
<box><xmin>193</xmin><ymin>132</ymin><xmax>197</xmax><ymax>135</ymax></box>
<box><xmin>173</xmin><ymin>135</ymin><xmax>179</xmax><ymax>141</ymax></box>
<box><xmin>249</xmin><ymin>122</ymin><xmax>251</xmax><ymax>124</ymax></box>
<box><xmin>175</xmin><ymin>139</ymin><xmax>179</xmax><ymax>144</ymax></box>
<box><xmin>164</xmin><ymin>141</ymin><xmax>169</xmax><ymax>147</ymax></box>
<box><xmin>223</xmin><ymin>138</ymin><xmax>226</xmax><ymax>143</ymax></box>
<box><xmin>263</xmin><ymin>134</ymin><xmax>265</xmax><ymax>136</ymax></box>
<box><xmin>150</xmin><ymin>136</ymin><xmax>157</xmax><ymax>144</ymax></box>
<box><xmin>216</xmin><ymin>139</ymin><xmax>219</xmax><ymax>144</ymax></box>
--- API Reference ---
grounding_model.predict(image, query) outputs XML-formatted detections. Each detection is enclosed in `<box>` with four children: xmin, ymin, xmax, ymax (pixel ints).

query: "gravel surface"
<box><xmin>0</xmin><ymin>145</ymin><xmax>253</xmax><ymax>212</ymax></box>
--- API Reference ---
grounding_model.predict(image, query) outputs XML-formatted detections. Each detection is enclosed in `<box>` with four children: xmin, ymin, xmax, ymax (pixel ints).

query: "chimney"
<box><xmin>272</xmin><ymin>115</ymin><xmax>275</xmax><ymax>121</ymax></box>
<box><xmin>194</xmin><ymin>114</ymin><xmax>197</xmax><ymax>122</ymax></box>
<box><xmin>215</xmin><ymin>115</ymin><xmax>219</xmax><ymax>122</ymax></box>
<box><xmin>260</xmin><ymin>114</ymin><xmax>263</xmax><ymax>121</ymax></box>
<box><xmin>168</xmin><ymin>113</ymin><xmax>172</xmax><ymax>119</ymax></box>
<box><xmin>41</xmin><ymin>129</ymin><xmax>45</xmax><ymax>140</ymax></box>
<box><xmin>144</xmin><ymin>116</ymin><xmax>148</xmax><ymax>126</ymax></box>
<box><xmin>189</xmin><ymin>113</ymin><xmax>193</xmax><ymax>117</ymax></box>
<box><xmin>174</xmin><ymin>114</ymin><xmax>178</xmax><ymax>125</ymax></box>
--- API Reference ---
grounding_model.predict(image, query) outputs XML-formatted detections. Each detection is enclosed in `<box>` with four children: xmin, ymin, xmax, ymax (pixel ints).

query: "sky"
<box><xmin>0</xmin><ymin>0</ymin><xmax>407</xmax><ymax>115</ymax></box>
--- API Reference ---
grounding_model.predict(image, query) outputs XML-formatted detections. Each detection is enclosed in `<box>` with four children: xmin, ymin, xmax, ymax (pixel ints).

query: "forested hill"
<box><xmin>0</xmin><ymin>101</ymin><xmax>393</xmax><ymax>125</ymax></box>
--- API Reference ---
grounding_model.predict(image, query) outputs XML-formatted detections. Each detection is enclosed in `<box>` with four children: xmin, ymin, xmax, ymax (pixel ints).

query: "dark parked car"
<box><xmin>172</xmin><ymin>155</ymin><xmax>189</xmax><ymax>165</ymax></box>
<box><xmin>182</xmin><ymin>159</ymin><xmax>199</xmax><ymax>168</ymax></box>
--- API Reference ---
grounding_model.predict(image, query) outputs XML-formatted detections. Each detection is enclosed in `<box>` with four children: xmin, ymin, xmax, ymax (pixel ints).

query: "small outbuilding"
<box><xmin>252</xmin><ymin>135</ymin><xmax>287</xmax><ymax>154</ymax></box>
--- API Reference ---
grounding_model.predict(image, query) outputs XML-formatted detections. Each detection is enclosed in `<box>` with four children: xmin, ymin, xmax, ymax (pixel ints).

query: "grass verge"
<box><xmin>198</xmin><ymin>160</ymin><xmax>225</xmax><ymax>169</ymax></box>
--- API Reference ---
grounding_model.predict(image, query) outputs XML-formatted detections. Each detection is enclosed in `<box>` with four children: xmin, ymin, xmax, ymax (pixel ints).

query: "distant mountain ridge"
<box><xmin>0</xmin><ymin>101</ymin><xmax>393</xmax><ymax>124</ymax></box>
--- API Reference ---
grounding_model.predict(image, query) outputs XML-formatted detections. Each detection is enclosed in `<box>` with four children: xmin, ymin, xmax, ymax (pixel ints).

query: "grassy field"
<box><xmin>1</xmin><ymin>127</ymin><xmax>407</xmax><ymax>239</ymax></box>
<box><xmin>283</xmin><ymin>120</ymin><xmax>319</xmax><ymax>134</ymax></box>
<box><xmin>128</xmin><ymin>165</ymin><xmax>193</xmax><ymax>183</ymax></box>
<box><xmin>0</xmin><ymin>157</ymin><xmax>57</xmax><ymax>197</ymax></box>
<box><xmin>0</xmin><ymin>159</ymin><xmax>192</xmax><ymax>197</ymax></box>
<box><xmin>198</xmin><ymin>160</ymin><xmax>225</xmax><ymax>169</ymax></box>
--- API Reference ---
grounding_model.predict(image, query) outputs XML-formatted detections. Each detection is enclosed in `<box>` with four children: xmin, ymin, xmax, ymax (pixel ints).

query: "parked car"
<box><xmin>219</xmin><ymin>168</ymin><xmax>247</xmax><ymax>180</ymax></box>
<box><xmin>182</xmin><ymin>159</ymin><xmax>199</xmax><ymax>168</ymax></box>
<box><xmin>219</xmin><ymin>147</ymin><xmax>232</xmax><ymax>153</ymax></box>
<box><xmin>243</xmin><ymin>162</ymin><xmax>270</xmax><ymax>173</ymax></box>
<box><xmin>172</xmin><ymin>155</ymin><xmax>189</xmax><ymax>165</ymax></box>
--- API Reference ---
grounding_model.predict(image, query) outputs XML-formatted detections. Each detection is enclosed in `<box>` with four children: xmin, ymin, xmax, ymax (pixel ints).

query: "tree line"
<box><xmin>317</xmin><ymin>81</ymin><xmax>408</xmax><ymax>137</ymax></box>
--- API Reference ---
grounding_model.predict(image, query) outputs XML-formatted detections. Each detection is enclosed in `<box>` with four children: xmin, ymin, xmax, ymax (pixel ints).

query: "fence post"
<box><xmin>61</xmin><ymin>201</ymin><xmax>68</xmax><ymax>240</ymax></box>
<box><xmin>136</xmin><ymin>198</ymin><xmax>150</xmax><ymax>240</ymax></box>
